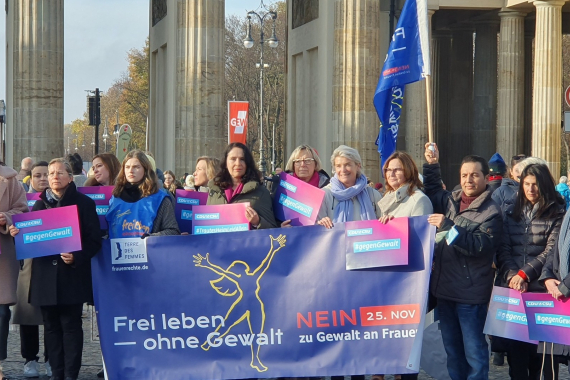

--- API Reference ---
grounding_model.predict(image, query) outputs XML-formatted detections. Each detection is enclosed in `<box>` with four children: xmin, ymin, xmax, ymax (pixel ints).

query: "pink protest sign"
<box><xmin>13</xmin><ymin>205</ymin><xmax>82</xmax><ymax>260</ymax></box>
<box><xmin>272</xmin><ymin>172</ymin><xmax>325</xmax><ymax>226</ymax></box>
<box><xmin>26</xmin><ymin>193</ymin><xmax>41</xmax><ymax>211</ymax></box>
<box><xmin>522</xmin><ymin>292</ymin><xmax>570</xmax><ymax>345</ymax></box>
<box><xmin>175</xmin><ymin>190</ymin><xmax>209</xmax><ymax>234</ymax></box>
<box><xmin>344</xmin><ymin>217</ymin><xmax>409</xmax><ymax>270</ymax></box>
<box><xmin>192</xmin><ymin>203</ymin><xmax>250</xmax><ymax>235</ymax></box>
<box><xmin>483</xmin><ymin>286</ymin><xmax>537</xmax><ymax>344</ymax></box>
<box><xmin>77</xmin><ymin>186</ymin><xmax>114</xmax><ymax>229</ymax></box>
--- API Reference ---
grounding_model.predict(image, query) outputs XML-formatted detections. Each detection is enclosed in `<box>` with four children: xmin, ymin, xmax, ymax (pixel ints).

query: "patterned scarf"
<box><xmin>329</xmin><ymin>174</ymin><xmax>376</xmax><ymax>223</ymax></box>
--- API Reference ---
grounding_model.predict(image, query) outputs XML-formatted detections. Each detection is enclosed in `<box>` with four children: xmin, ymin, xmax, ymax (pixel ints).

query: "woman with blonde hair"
<box><xmin>192</xmin><ymin>156</ymin><xmax>220</xmax><ymax>192</ymax></box>
<box><xmin>284</xmin><ymin>144</ymin><xmax>330</xmax><ymax>188</ymax></box>
<box><xmin>106</xmin><ymin>150</ymin><xmax>180</xmax><ymax>239</ymax></box>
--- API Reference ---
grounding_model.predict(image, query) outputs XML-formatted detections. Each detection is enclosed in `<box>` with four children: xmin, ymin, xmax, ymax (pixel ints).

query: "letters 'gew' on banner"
<box><xmin>373</xmin><ymin>0</ymin><xmax>430</xmax><ymax>168</ymax></box>
<box><xmin>91</xmin><ymin>216</ymin><xmax>435</xmax><ymax>379</ymax></box>
<box><xmin>228</xmin><ymin>101</ymin><xmax>249</xmax><ymax>144</ymax></box>
<box><xmin>522</xmin><ymin>292</ymin><xmax>570</xmax><ymax>346</ymax></box>
<box><xmin>483</xmin><ymin>286</ymin><xmax>537</xmax><ymax>344</ymax></box>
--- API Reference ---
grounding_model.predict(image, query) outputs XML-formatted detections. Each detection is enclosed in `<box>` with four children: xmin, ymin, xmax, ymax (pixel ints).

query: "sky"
<box><xmin>0</xmin><ymin>0</ymin><xmax>268</xmax><ymax>124</ymax></box>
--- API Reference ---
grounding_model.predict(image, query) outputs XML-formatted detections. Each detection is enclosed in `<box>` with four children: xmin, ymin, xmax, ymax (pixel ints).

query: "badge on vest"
<box><xmin>110</xmin><ymin>238</ymin><xmax>148</xmax><ymax>264</ymax></box>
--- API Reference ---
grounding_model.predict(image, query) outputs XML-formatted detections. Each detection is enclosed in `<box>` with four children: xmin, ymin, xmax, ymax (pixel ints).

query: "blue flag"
<box><xmin>373</xmin><ymin>0</ymin><xmax>431</xmax><ymax>169</ymax></box>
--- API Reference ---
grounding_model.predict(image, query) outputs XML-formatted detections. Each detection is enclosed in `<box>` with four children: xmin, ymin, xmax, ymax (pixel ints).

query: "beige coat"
<box><xmin>13</xmin><ymin>259</ymin><xmax>43</xmax><ymax>325</ymax></box>
<box><xmin>0</xmin><ymin>165</ymin><xmax>28</xmax><ymax>305</ymax></box>
<box><xmin>377</xmin><ymin>184</ymin><xmax>433</xmax><ymax>218</ymax></box>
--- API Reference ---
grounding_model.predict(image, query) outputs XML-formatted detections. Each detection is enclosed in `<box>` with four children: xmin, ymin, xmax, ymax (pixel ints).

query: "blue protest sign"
<box><xmin>92</xmin><ymin>217</ymin><xmax>434</xmax><ymax>379</ymax></box>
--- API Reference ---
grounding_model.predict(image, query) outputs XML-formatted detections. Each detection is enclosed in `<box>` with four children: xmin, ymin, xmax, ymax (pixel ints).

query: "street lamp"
<box><xmin>103</xmin><ymin>117</ymin><xmax>110</xmax><ymax>153</ymax></box>
<box><xmin>243</xmin><ymin>1</ymin><xmax>278</xmax><ymax>175</ymax></box>
<box><xmin>0</xmin><ymin>100</ymin><xmax>6</xmax><ymax>163</ymax></box>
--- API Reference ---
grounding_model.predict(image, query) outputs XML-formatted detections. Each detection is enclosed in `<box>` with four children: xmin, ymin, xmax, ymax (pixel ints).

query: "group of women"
<box><xmin>0</xmin><ymin>140</ymin><xmax>569</xmax><ymax>380</ymax></box>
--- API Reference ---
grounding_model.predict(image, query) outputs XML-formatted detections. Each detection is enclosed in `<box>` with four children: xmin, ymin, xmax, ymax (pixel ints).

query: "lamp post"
<box><xmin>103</xmin><ymin>117</ymin><xmax>110</xmax><ymax>153</ymax></box>
<box><xmin>0</xmin><ymin>100</ymin><xmax>6</xmax><ymax>163</ymax></box>
<box><xmin>243</xmin><ymin>1</ymin><xmax>279</xmax><ymax>175</ymax></box>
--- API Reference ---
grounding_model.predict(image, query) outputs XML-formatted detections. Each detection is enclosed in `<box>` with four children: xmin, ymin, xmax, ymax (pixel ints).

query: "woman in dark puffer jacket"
<box><xmin>496</xmin><ymin>163</ymin><xmax>565</xmax><ymax>380</ymax></box>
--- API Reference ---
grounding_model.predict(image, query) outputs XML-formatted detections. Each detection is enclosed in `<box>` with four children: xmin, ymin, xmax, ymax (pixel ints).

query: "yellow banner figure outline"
<box><xmin>193</xmin><ymin>234</ymin><xmax>287</xmax><ymax>372</ymax></box>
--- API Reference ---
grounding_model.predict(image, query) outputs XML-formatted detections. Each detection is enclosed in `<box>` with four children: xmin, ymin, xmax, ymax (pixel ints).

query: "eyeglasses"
<box><xmin>48</xmin><ymin>171</ymin><xmax>69</xmax><ymax>178</ymax></box>
<box><xmin>384</xmin><ymin>168</ymin><xmax>404</xmax><ymax>175</ymax></box>
<box><xmin>293</xmin><ymin>158</ymin><xmax>315</xmax><ymax>166</ymax></box>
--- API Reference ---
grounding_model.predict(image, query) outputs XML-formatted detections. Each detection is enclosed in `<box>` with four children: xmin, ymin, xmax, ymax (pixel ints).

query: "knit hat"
<box><xmin>488</xmin><ymin>153</ymin><xmax>507</xmax><ymax>176</ymax></box>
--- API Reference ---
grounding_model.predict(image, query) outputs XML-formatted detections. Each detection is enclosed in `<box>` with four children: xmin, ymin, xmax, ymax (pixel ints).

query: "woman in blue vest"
<box><xmin>106</xmin><ymin>150</ymin><xmax>180</xmax><ymax>239</ymax></box>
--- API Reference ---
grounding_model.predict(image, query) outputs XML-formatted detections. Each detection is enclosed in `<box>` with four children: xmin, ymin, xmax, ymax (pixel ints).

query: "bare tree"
<box><xmin>224</xmin><ymin>1</ymin><xmax>286</xmax><ymax>172</ymax></box>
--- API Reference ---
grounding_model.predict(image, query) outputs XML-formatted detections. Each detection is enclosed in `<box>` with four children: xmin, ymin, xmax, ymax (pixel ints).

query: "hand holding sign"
<box><xmin>8</xmin><ymin>224</ymin><xmax>19</xmax><ymax>237</ymax></box>
<box><xmin>544</xmin><ymin>279</ymin><xmax>563</xmax><ymax>300</ymax></box>
<box><xmin>245</xmin><ymin>206</ymin><xmax>260</xmax><ymax>226</ymax></box>
<box><xmin>61</xmin><ymin>252</ymin><xmax>75</xmax><ymax>265</ymax></box>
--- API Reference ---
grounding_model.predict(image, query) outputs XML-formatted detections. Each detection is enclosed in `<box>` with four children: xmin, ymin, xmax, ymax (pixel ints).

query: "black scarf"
<box><xmin>120</xmin><ymin>183</ymin><xmax>143</xmax><ymax>203</ymax></box>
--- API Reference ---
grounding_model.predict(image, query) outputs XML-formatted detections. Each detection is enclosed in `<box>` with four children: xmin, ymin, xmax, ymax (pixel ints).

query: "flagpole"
<box><xmin>425</xmin><ymin>74</ymin><xmax>434</xmax><ymax>143</ymax></box>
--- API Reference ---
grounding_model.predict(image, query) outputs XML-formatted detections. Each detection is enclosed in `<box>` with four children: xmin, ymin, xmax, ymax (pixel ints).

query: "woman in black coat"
<box><xmin>496</xmin><ymin>163</ymin><xmax>565</xmax><ymax>380</ymax></box>
<box><xmin>10</xmin><ymin>158</ymin><xmax>101</xmax><ymax>380</ymax></box>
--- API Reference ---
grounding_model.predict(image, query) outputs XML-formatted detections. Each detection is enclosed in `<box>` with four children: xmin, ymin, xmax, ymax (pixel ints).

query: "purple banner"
<box><xmin>77</xmin><ymin>186</ymin><xmax>114</xmax><ymax>229</ymax></box>
<box><xmin>522</xmin><ymin>292</ymin><xmax>570</xmax><ymax>345</ymax></box>
<box><xmin>483</xmin><ymin>286</ymin><xmax>537</xmax><ymax>344</ymax></box>
<box><xmin>345</xmin><ymin>218</ymin><xmax>409</xmax><ymax>270</ymax></box>
<box><xmin>175</xmin><ymin>190</ymin><xmax>209</xmax><ymax>234</ymax></box>
<box><xmin>26</xmin><ymin>193</ymin><xmax>41</xmax><ymax>212</ymax></box>
<box><xmin>12</xmin><ymin>205</ymin><xmax>82</xmax><ymax>260</ymax></box>
<box><xmin>272</xmin><ymin>172</ymin><xmax>325</xmax><ymax>226</ymax></box>
<box><xmin>191</xmin><ymin>203</ymin><xmax>250</xmax><ymax>235</ymax></box>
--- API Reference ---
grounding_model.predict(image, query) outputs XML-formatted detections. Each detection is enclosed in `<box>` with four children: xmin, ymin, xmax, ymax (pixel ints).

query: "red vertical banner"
<box><xmin>228</xmin><ymin>101</ymin><xmax>249</xmax><ymax>144</ymax></box>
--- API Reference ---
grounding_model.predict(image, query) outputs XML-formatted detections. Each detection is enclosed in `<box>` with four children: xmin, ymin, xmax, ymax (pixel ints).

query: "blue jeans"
<box><xmin>437</xmin><ymin>299</ymin><xmax>489</xmax><ymax>380</ymax></box>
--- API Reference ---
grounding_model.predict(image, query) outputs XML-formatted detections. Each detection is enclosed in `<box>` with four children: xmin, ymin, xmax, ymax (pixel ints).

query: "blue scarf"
<box><xmin>558</xmin><ymin>209</ymin><xmax>570</xmax><ymax>279</ymax></box>
<box><xmin>330</xmin><ymin>174</ymin><xmax>377</xmax><ymax>223</ymax></box>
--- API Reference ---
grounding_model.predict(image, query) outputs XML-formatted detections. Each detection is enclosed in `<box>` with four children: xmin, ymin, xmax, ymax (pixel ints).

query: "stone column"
<box><xmin>472</xmin><ymin>21</ymin><xmax>499</xmax><ymax>160</ymax></box>
<box><xmin>175</xmin><ymin>0</ymin><xmax>225</xmax><ymax>175</ymax></box>
<box><xmin>531</xmin><ymin>0</ymin><xmax>564</xmax><ymax>177</ymax></box>
<box><xmin>524</xmin><ymin>27</ymin><xmax>534</xmax><ymax>156</ymax></box>
<box><xmin>401</xmin><ymin>10</ymin><xmax>435</xmax><ymax>169</ymax></box>
<box><xmin>431</xmin><ymin>31</ymin><xmax>452</xmax><ymax>185</ymax></box>
<box><xmin>446</xmin><ymin>28</ymin><xmax>474</xmax><ymax>188</ymax></box>
<box><xmin>332</xmin><ymin>0</ymin><xmax>382</xmax><ymax>182</ymax></box>
<box><xmin>7</xmin><ymin>0</ymin><xmax>64</xmax><ymax>168</ymax></box>
<box><xmin>496</xmin><ymin>11</ymin><xmax>526</xmax><ymax>161</ymax></box>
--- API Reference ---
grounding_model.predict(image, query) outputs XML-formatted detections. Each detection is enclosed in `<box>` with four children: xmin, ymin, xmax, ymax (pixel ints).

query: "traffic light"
<box><xmin>87</xmin><ymin>89</ymin><xmax>101</xmax><ymax>126</ymax></box>
<box><xmin>87</xmin><ymin>96</ymin><xmax>96</xmax><ymax>126</ymax></box>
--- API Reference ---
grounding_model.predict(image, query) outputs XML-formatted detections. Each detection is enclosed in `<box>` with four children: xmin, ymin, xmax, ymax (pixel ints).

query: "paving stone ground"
<box><xmin>2</xmin><ymin>307</ymin><xmax>569</xmax><ymax>380</ymax></box>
